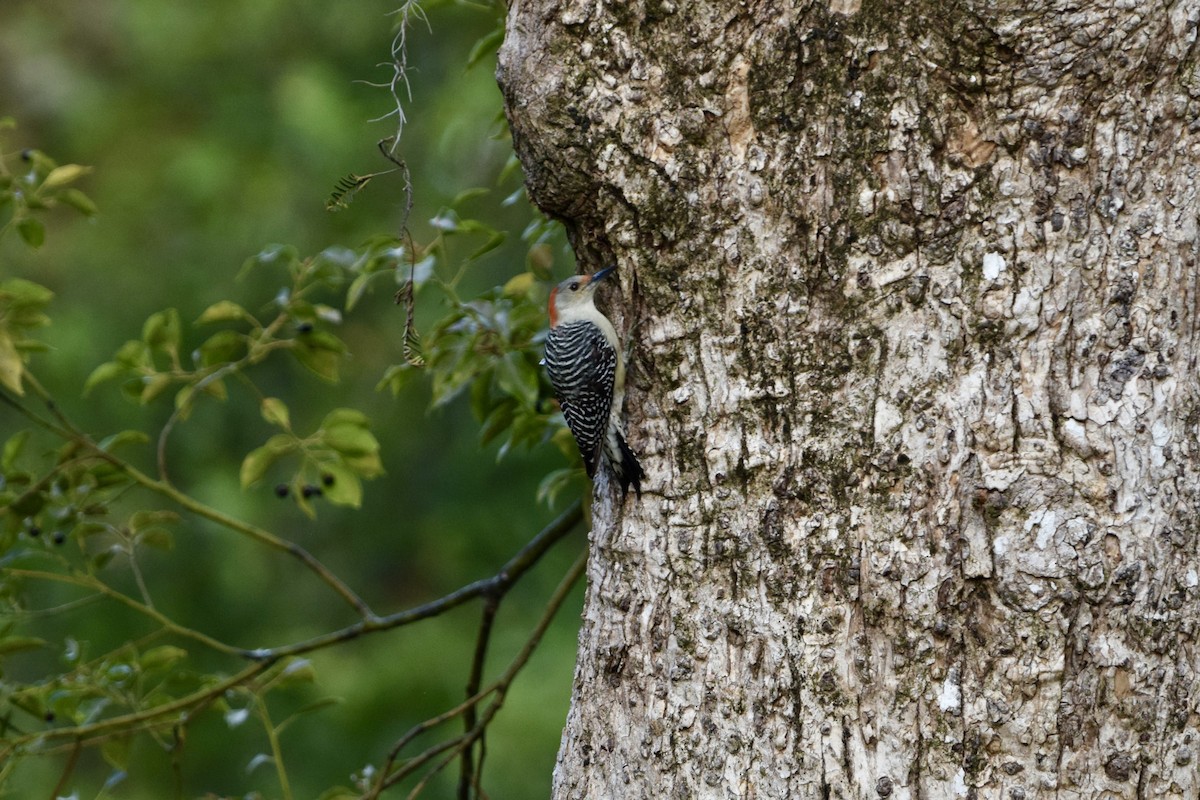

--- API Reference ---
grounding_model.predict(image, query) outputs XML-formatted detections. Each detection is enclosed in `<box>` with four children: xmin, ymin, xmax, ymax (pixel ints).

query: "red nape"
<box><xmin>548</xmin><ymin>286</ymin><xmax>559</xmax><ymax>327</ymax></box>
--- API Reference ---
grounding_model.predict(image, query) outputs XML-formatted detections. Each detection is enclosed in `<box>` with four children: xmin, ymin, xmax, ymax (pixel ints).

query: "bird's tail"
<box><xmin>612</xmin><ymin>432</ymin><xmax>644</xmax><ymax>499</ymax></box>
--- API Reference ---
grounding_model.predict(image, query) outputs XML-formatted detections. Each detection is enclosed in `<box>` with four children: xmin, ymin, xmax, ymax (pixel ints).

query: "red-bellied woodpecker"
<box><xmin>545</xmin><ymin>267</ymin><xmax>643</xmax><ymax>497</ymax></box>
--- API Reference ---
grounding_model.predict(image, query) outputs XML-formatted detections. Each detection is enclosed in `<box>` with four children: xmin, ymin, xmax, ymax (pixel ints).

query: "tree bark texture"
<box><xmin>498</xmin><ymin>1</ymin><xmax>1200</xmax><ymax>797</ymax></box>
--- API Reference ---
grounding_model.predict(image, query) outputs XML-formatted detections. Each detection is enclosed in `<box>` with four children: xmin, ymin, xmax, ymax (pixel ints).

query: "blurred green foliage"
<box><xmin>0</xmin><ymin>0</ymin><xmax>590</xmax><ymax>797</ymax></box>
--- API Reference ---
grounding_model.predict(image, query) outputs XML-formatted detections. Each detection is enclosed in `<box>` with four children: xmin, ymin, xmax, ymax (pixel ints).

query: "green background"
<box><xmin>0</xmin><ymin>0</ymin><xmax>584</xmax><ymax>797</ymax></box>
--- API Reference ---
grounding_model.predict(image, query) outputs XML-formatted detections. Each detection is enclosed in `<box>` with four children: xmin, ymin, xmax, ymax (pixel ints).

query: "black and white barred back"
<box><xmin>545</xmin><ymin>320</ymin><xmax>643</xmax><ymax>496</ymax></box>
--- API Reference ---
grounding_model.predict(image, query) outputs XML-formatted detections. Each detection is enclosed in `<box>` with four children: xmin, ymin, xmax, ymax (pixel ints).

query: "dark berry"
<box><xmin>296</xmin><ymin>322</ymin><xmax>314</xmax><ymax>334</ymax></box>
<box><xmin>321</xmin><ymin>473</ymin><xmax>335</xmax><ymax>487</ymax></box>
<box><xmin>44</xmin><ymin>711</ymin><xmax>55</xmax><ymax>722</ymax></box>
<box><xmin>301</xmin><ymin>484</ymin><xmax>322</xmax><ymax>499</ymax></box>
<box><xmin>52</xmin><ymin>531</ymin><xmax>66</xmax><ymax>545</ymax></box>
<box><xmin>27</xmin><ymin>526</ymin><xmax>41</xmax><ymax>538</ymax></box>
<box><xmin>274</xmin><ymin>483</ymin><xmax>290</xmax><ymax>498</ymax></box>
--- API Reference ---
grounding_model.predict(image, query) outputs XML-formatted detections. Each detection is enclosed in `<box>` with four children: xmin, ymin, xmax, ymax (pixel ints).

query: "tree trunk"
<box><xmin>498</xmin><ymin>1</ymin><xmax>1200</xmax><ymax>797</ymax></box>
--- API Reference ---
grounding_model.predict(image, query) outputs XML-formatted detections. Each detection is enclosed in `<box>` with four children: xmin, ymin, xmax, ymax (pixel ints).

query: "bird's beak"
<box><xmin>590</xmin><ymin>266</ymin><xmax>616</xmax><ymax>284</ymax></box>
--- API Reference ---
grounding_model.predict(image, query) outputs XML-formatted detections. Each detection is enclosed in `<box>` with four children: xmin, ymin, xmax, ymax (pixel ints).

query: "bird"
<box><xmin>544</xmin><ymin>267</ymin><xmax>643</xmax><ymax>497</ymax></box>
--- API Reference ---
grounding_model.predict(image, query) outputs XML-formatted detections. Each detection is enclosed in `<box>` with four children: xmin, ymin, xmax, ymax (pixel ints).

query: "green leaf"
<box><xmin>322</xmin><ymin>408</ymin><xmax>369</xmax><ymax>428</ymax></box>
<box><xmin>551</xmin><ymin>424</ymin><xmax>578</xmax><ymax>460</ymax></box>
<box><xmin>138</xmin><ymin>528</ymin><xmax>174</xmax><ymax>550</ymax></box>
<box><xmin>130</xmin><ymin>510</ymin><xmax>180</xmax><ymax>529</ymax></box>
<box><xmin>197</xmin><ymin>377</ymin><xmax>227</xmax><ymax>401</ymax></box>
<box><xmin>14</xmin><ymin>339</ymin><xmax>50</xmax><ymax>353</ymax></box>
<box><xmin>0</xmin><ymin>332</ymin><xmax>25</xmax><ymax>394</ymax></box>
<box><xmin>98</xmin><ymin>429</ymin><xmax>150</xmax><ymax>452</ymax></box>
<box><xmin>317</xmin><ymin>788</ymin><xmax>361</xmax><ymax>800</ymax></box>
<box><xmin>101</xmin><ymin>736</ymin><xmax>131</xmax><ymax>771</ymax></box>
<box><xmin>468</xmin><ymin>230</ymin><xmax>506</xmax><ymax>261</ymax></box>
<box><xmin>113</xmin><ymin>339</ymin><xmax>150</xmax><ymax>368</ymax></box>
<box><xmin>275</xmin><ymin>657</ymin><xmax>317</xmax><ymax>687</ymax></box>
<box><xmin>240</xmin><ymin>243</ymin><xmax>299</xmax><ymax>278</ymax></box>
<box><xmin>196</xmin><ymin>300</ymin><xmax>250</xmax><ymax>325</ymax></box>
<box><xmin>240</xmin><ymin>449</ymin><xmax>274</xmax><ymax>489</ymax></box>
<box><xmin>2</xmin><ymin>430</ymin><xmax>29</xmax><ymax>470</ymax></box>
<box><xmin>320</xmin><ymin>462</ymin><xmax>362</xmax><ymax>508</ymax></box>
<box><xmin>479</xmin><ymin>401</ymin><xmax>515</xmax><ymax>446</ymax></box>
<box><xmin>466</xmin><ymin>26</ymin><xmax>505</xmax><ymax>70</ymax></box>
<box><xmin>0</xmin><ymin>636</ymin><xmax>46</xmax><ymax>656</ymax></box>
<box><xmin>240</xmin><ymin>436</ymin><xmax>296</xmax><ymax>488</ymax></box>
<box><xmin>139</xmin><ymin>373</ymin><xmax>173</xmax><ymax>404</ymax></box>
<box><xmin>320</xmin><ymin>409</ymin><xmax>378</xmax><ymax>460</ymax></box>
<box><xmin>83</xmin><ymin>361</ymin><xmax>126</xmax><ymax>395</ymax></box>
<box><xmin>450</xmin><ymin>187</ymin><xmax>489</xmax><ymax>206</ymax></box>
<box><xmin>16</xmin><ymin>218</ymin><xmax>44</xmax><ymax>249</ymax></box>
<box><xmin>469</xmin><ymin>372</ymin><xmax>492</xmax><ymax>421</ymax></box>
<box><xmin>74</xmin><ymin>521</ymin><xmax>110</xmax><ymax>540</ymax></box>
<box><xmin>0</xmin><ymin>278</ymin><xmax>55</xmax><ymax>307</ymax></box>
<box><xmin>9</xmin><ymin>488</ymin><xmax>45</xmax><ymax>517</ymax></box>
<box><xmin>345</xmin><ymin>272</ymin><xmax>373</xmax><ymax>312</ymax></box>
<box><xmin>323</xmin><ymin>424</ymin><xmax>378</xmax><ymax>458</ymax></box>
<box><xmin>140</xmin><ymin>645</ymin><xmax>187</xmax><ymax>672</ymax></box>
<box><xmin>142</xmin><ymin>309</ymin><xmax>182</xmax><ymax>356</ymax></box>
<box><xmin>261</xmin><ymin>397</ymin><xmax>291</xmax><ymax>430</ymax></box>
<box><xmin>502</xmin><ymin>272</ymin><xmax>536</xmax><ymax>298</ymax></box>
<box><xmin>376</xmin><ymin>363</ymin><xmax>417</xmax><ymax>396</ymax></box>
<box><xmin>537</xmin><ymin>467</ymin><xmax>580</xmax><ymax>507</ymax></box>
<box><xmin>343</xmin><ymin>450</ymin><xmax>384</xmax><ymax>479</ymax></box>
<box><xmin>502</xmin><ymin>412</ymin><xmax>548</xmax><ymax>458</ymax></box>
<box><xmin>314</xmin><ymin>304</ymin><xmax>343</xmax><ymax>324</ymax></box>
<box><xmin>527</xmin><ymin>243</ymin><xmax>554</xmax><ymax>279</ymax></box>
<box><xmin>407</xmin><ymin>254</ymin><xmax>436</xmax><ymax>289</ymax></box>
<box><xmin>197</xmin><ymin>330</ymin><xmax>244</xmax><ymax>366</ymax></box>
<box><xmin>41</xmin><ymin>163</ymin><xmax>92</xmax><ymax>190</ymax></box>
<box><xmin>58</xmin><ymin>188</ymin><xmax>98</xmax><ymax>216</ymax></box>
<box><xmin>293</xmin><ymin>331</ymin><xmax>346</xmax><ymax>382</ymax></box>
<box><xmin>429</xmin><ymin>212</ymin><xmax>458</xmax><ymax>232</ymax></box>
<box><xmin>293</xmin><ymin>488</ymin><xmax>317</xmax><ymax>519</ymax></box>
<box><xmin>496</xmin><ymin>351</ymin><xmax>539</xmax><ymax>409</ymax></box>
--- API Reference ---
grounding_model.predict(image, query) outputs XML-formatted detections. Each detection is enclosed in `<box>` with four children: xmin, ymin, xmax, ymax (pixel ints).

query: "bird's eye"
<box><xmin>569</xmin><ymin>281</ymin><xmax>580</xmax><ymax>291</ymax></box>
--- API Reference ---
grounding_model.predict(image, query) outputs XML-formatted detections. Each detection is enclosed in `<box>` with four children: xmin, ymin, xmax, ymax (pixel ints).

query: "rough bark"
<box><xmin>498</xmin><ymin>1</ymin><xmax>1200</xmax><ymax>797</ymax></box>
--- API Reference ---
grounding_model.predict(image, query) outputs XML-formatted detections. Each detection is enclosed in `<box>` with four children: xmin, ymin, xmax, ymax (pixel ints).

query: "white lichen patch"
<box><xmin>982</xmin><ymin>251</ymin><xmax>1007</xmax><ymax>281</ymax></box>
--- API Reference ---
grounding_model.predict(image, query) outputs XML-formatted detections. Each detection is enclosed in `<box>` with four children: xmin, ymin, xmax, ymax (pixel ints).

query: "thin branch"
<box><xmin>459</xmin><ymin>596</ymin><xmax>498</xmax><ymax>800</ymax></box>
<box><xmin>103</xmin><ymin>447</ymin><xmax>373</xmax><ymax>619</ymax></box>
<box><xmin>2</xmin><ymin>661</ymin><xmax>273</xmax><ymax>752</ymax></box>
<box><xmin>254</xmin><ymin>499</ymin><xmax>582</xmax><ymax>661</ymax></box>
<box><xmin>128</xmin><ymin>547</ymin><xmax>155</xmax><ymax>611</ymax></box>
<box><xmin>406</xmin><ymin>741</ymin><xmax>465</xmax><ymax>800</ymax></box>
<box><xmin>8</xmin><ymin>569</ymin><xmax>249</xmax><ymax>657</ymax></box>
<box><xmin>154</xmin><ymin>318</ymin><xmax>293</xmax><ymax>484</ymax></box>
<box><xmin>254</xmin><ymin>695</ymin><xmax>294</xmax><ymax>800</ymax></box>
<box><xmin>15</xmin><ymin>592</ymin><xmax>104</xmax><ymax>619</ymax></box>
<box><xmin>22</xmin><ymin>372</ymin><xmax>86</xmax><ymax>438</ymax></box>
<box><xmin>48</xmin><ymin>738</ymin><xmax>81</xmax><ymax>800</ymax></box>
<box><xmin>369</xmin><ymin>548</ymin><xmax>588</xmax><ymax>799</ymax></box>
<box><xmin>4</xmin><ymin>379</ymin><xmax>375</xmax><ymax>620</ymax></box>
<box><xmin>377</xmin><ymin>139</ymin><xmax>415</xmax><ymax>238</ymax></box>
<box><xmin>156</xmin><ymin>360</ymin><xmax>240</xmax><ymax>484</ymax></box>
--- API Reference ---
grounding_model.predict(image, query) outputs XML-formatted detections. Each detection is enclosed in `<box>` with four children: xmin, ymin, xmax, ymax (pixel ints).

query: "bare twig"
<box><xmin>252</xmin><ymin>499</ymin><xmax>582</xmax><ymax>661</ymax></box>
<box><xmin>48</xmin><ymin>738</ymin><xmax>81</xmax><ymax>800</ymax></box>
<box><xmin>8</xmin><ymin>569</ymin><xmax>247</xmax><ymax>657</ymax></box>
<box><xmin>459</xmin><ymin>596</ymin><xmax>499</xmax><ymax>799</ymax></box>
<box><xmin>156</xmin><ymin>360</ymin><xmax>241</xmax><ymax>484</ymax></box>
<box><xmin>255</xmin><ymin>694</ymin><xmax>294</xmax><ymax>800</ymax></box>
<box><xmin>368</xmin><ymin>548</ymin><xmax>588</xmax><ymax>799</ymax></box>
